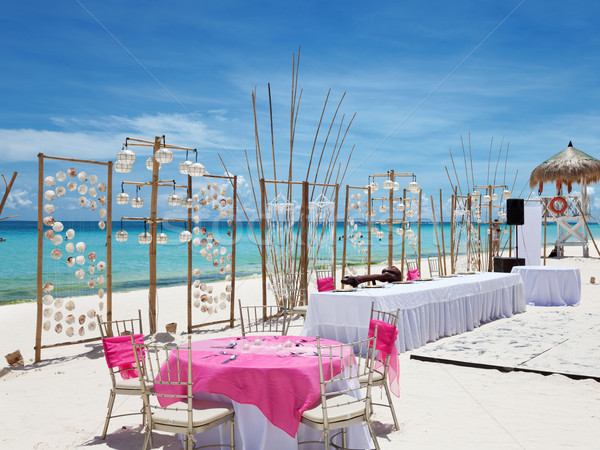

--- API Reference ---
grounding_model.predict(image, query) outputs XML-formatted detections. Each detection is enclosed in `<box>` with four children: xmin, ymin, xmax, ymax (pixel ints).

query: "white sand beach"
<box><xmin>2</xmin><ymin>249</ymin><xmax>600</xmax><ymax>449</ymax></box>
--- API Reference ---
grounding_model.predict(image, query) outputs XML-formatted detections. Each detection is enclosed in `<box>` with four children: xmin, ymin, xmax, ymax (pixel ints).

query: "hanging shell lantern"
<box><xmin>188</xmin><ymin>162</ymin><xmax>206</xmax><ymax>177</ymax></box>
<box><xmin>408</xmin><ymin>181</ymin><xmax>420</xmax><ymax>193</ymax></box>
<box><xmin>117</xmin><ymin>148</ymin><xmax>136</xmax><ymax>164</ymax></box>
<box><xmin>138</xmin><ymin>232</ymin><xmax>152</xmax><ymax>244</ymax></box>
<box><xmin>181</xmin><ymin>197</ymin><xmax>194</xmax><ymax>209</ymax></box>
<box><xmin>131</xmin><ymin>196</ymin><xmax>144</xmax><ymax>208</ymax></box>
<box><xmin>179</xmin><ymin>230</ymin><xmax>192</xmax><ymax>242</ymax></box>
<box><xmin>502</xmin><ymin>189</ymin><xmax>511</xmax><ymax>199</ymax></box>
<box><xmin>114</xmin><ymin>161</ymin><xmax>132</xmax><ymax>173</ymax></box>
<box><xmin>383</xmin><ymin>179</ymin><xmax>394</xmax><ymax>190</ymax></box>
<box><xmin>116</xmin><ymin>192</ymin><xmax>130</xmax><ymax>205</ymax></box>
<box><xmin>167</xmin><ymin>193</ymin><xmax>181</xmax><ymax>206</ymax></box>
<box><xmin>154</xmin><ymin>148</ymin><xmax>174</xmax><ymax>164</ymax></box>
<box><xmin>179</xmin><ymin>160</ymin><xmax>193</xmax><ymax>175</ymax></box>
<box><xmin>145</xmin><ymin>157</ymin><xmax>162</xmax><ymax>171</ymax></box>
<box><xmin>115</xmin><ymin>230</ymin><xmax>128</xmax><ymax>242</ymax></box>
<box><xmin>156</xmin><ymin>232</ymin><xmax>168</xmax><ymax>244</ymax></box>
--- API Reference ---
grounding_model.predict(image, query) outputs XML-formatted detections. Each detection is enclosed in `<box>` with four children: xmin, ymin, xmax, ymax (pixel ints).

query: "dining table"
<box><xmin>511</xmin><ymin>265</ymin><xmax>581</xmax><ymax>306</ymax></box>
<box><xmin>302</xmin><ymin>272</ymin><xmax>526</xmax><ymax>352</ymax></box>
<box><xmin>155</xmin><ymin>335</ymin><xmax>374</xmax><ymax>450</ymax></box>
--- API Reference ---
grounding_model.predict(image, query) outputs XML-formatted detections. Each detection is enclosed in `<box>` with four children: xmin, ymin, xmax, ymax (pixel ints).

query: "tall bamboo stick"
<box><xmin>431</xmin><ymin>195</ymin><xmax>442</xmax><ymax>275</ymax></box>
<box><xmin>439</xmin><ymin>189</ymin><xmax>447</xmax><ymax>276</ymax></box>
<box><xmin>35</xmin><ymin>154</ymin><xmax>44</xmax><ymax>362</ymax></box>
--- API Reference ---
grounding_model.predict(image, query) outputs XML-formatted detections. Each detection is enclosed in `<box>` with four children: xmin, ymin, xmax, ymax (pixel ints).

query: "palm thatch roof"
<box><xmin>529</xmin><ymin>141</ymin><xmax>600</xmax><ymax>189</ymax></box>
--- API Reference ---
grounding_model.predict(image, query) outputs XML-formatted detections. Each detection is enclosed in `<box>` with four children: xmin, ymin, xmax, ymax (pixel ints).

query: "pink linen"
<box><xmin>102</xmin><ymin>334</ymin><xmax>145</xmax><ymax>380</ymax></box>
<box><xmin>407</xmin><ymin>268</ymin><xmax>420</xmax><ymax>280</ymax></box>
<box><xmin>368</xmin><ymin>319</ymin><xmax>400</xmax><ymax>397</ymax></box>
<box><xmin>155</xmin><ymin>336</ymin><xmax>350</xmax><ymax>437</ymax></box>
<box><xmin>317</xmin><ymin>276</ymin><xmax>334</xmax><ymax>292</ymax></box>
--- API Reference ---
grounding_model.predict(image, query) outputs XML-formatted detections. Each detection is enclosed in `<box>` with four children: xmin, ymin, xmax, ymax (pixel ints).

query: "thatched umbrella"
<box><xmin>529</xmin><ymin>141</ymin><xmax>600</xmax><ymax>194</ymax></box>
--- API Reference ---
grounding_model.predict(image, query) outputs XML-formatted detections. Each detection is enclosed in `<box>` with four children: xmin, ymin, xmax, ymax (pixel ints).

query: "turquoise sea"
<box><xmin>1</xmin><ymin>220</ymin><xmax>598</xmax><ymax>303</ymax></box>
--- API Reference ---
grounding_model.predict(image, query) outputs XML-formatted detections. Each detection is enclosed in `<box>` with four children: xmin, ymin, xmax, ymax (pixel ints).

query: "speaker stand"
<box><xmin>515</xmin><ymin>225</ymin><xmax>519</xmax><ymax>260</ymax></box>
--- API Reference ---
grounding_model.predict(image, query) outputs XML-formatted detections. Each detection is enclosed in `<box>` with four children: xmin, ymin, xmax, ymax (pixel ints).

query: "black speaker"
<box><xmin>506</xmin><ymin>199</ymin><xmax>524</xmax><ymax>225</ymax></box>
<box><xmin>493</xmin><ymin>257</ymin><xmax>525</xmax><ymax>273</ymax></box>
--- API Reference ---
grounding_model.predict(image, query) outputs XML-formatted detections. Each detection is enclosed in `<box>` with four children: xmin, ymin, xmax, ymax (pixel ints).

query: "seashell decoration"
<box><xmin>86</xmin><ymin>309</ymin><xmax>96</xmax><ymax>319</ymax></box>
<box><xmin>43</xmin><ymin>216</ymin><xmax>55</xmax><ymax>227</ymax></box>
<box><xmin>219</xmin><ymin>210</ymin><xmax>227</xmax><ymax>218</ymax></box>
<box><xmin>97</xmin><ymin>183</ymin><xmax>106</xmax><ymax>192</ymax></box>
<box><xmin>98</xmin><ymin>196</ymin><xmax>106</xmax><ymax>206</ymax></box>
<box><xmin>51</xmin><ymin>235</ymin><xmax>63</xmax><ymax>246</ymax></box>
<box><xmin>200</xmin><ymin>248</ymin><xmax>207</xmax><ymax>257</ymax></box>
<box><xmin>213</xmin><ymin>183</ymin><xmax>218</xmax><ymax>190</ymax></box>
<box><xmin>76</xmin><ymin>242</ymin><xmax>86</xmax><ymax>252</ymax></box>
<box><xmin>206</xmin><ymin>254</ymin><xmax>213</xmax><ymax>262</ymax></box>
<box><xmin>66</xmin><ymin>229</ymin><xmax>75</xmax><ymax>240</ymax></box>
<box><xmin>97</xmin><ymin>261</ymin><xmax>105</xmax><ymax>271</ymax></box>
<box><xmin>88</xmin><ymin>278</ymin><xmax>96</xmax><ymax>289</ymax></box>
<box><xmin>44</xmin><ymin>204</ymin><xmax>55</xmax><ymax>214</ymax></box>
<box><xmin>220</xmin><ymin>199</ymin><xmax>226</xmax><ymax>207</ymax></box>
<box><xmin>52</xmin><ymin>221</ymin><xmax>64</xmax><ymax>232</ymax></box>
<box><xmin>88</xmin><ymin>321</ymin><xmax>96</xmax><ymax>332</ymax></box>
<box><xmin>226</xmin><ymin>197</ymin><xmax>233</xmax><ymax>205</ymax></box>
<box><xmin>54</xmin><ymin>311</ymin><xmax>63</xmax><ymax>322</ymax></box>
<box><xmin>66</xmin><ymin>327</ymin><xmax>75</xmax><ymax>337</ymax></box>
<box><xmin>225</xmin><ymin>274</ymin><xmax>232</xmax><ymax>282</ymax></box>
<box><xmin>212</xmin><ymin>204</ymin><xmax>219</xmax><ymax>211</ymax></box>
<box><xmin>219</xmin><ymin>302</ymin><xmax>227</xmax><ymax>310</ymax></box>
<box><xmin>66</xmin><ymin>257</ymin><xmax>75</xmax><ymax>267</ymax></box>
<box><xmin>213</xmin><ymin>249</ymin><xmax>219</xmax><ymax>257</ymax></box>
<box><xmin>89</xmin><ymin>200</ymin><xmax>97</xmax><ymax>210</ymax></box>
<box><xmin>68</xmin><ymin>168</ymin><xmax>77</xmax><ymax>177</ymax></box>
<box><xmin>227</xmin><ymin>219</ymin><xmax>232</xmax><ymax>227</ymax></box>
<box><xmin>193</xmin><ymin>215</ymin><xmax>200</xmax><ymax>223</ymax></box>
<box><xmin>193</xmin><ymin>205</ymin><xmax>200</xmax><ymax>213</ymax></box>
<box><xmin>98</xmin><ymin>221</ymin><xmax>105</xmax><ymax>230</ymax></box>
<box><xmin>194</xmin><ymin>299</ymin><xmax>201</xmax><ymax>308</ymax></box>
<box><xmin>65</xmin><ymin>300</ymin><xmax>75</xmax><ymax>311</ymax></box>
<box><xmin>54</xmin><ymin>298</ymin><xmax>63</xmax><ymax>308</ymax></box>
<box><xmin>227</xmin><ymin>253</ymin><xmax>232</xmax><ymax>261</ymax></box>
<box><xmin>99</xmin><ymin>301</ymin><xmax>104</xmax><ymax>310</ymax></box>
<box><xmin>88</xmin><ymin>187</ymin><xmax>97</xmax><ymax>198</ymax></box>
<box><xmin>65</xmin><ymin>242</ymin><xmax>74</xmax><ymax>253</ymax></box>
<box><xmin>206</xmin><ymin>243</ymin><xmax>213</xmax><ymax>251</ymax></box>
<box><xmin>44</xmin><ymin>176</ymin><xmax>56</xmax><ymax>187</ymax></box>
<box><xmin>75</xmin><ymin>255</ymin><xmax>85</xmax><ymax>265</ymax></box>
<box><xmin>42</xmin><ymin>282</ymin><xmax>54</xmax><ymax>293</ymax></box>
<box><xmin>75</xmin><ymin>268</ymin><xmax>85</xmax><ymax>279</ymax></box>
<box><xmin>78</xmin><ymin>327</ymin><xmax>85</xmax><ymax>336</ymax></box>
<box><xmin>67</xmin><ymin>181</ymin><xmax>77</xmax><ymax>191</ymax></box>
<box><xmin>219</xmin><ymin>267</ymin><xmax>226</xmax><ymax>274</ymax></box>
<box><xmin>43</xmin><ymin>321</ymin><xmax>51</xmax><ymax>331</ymax></box>
<box><xmin>193</xmin><ymin>237</ymin><xmax>201</xmax><ymax>246</ymax></box>
<box><xmin>199</xmin><ymin>198</ymin><xmax>207</xmax><ymax>206</ymax></box>
<box><xmin>220</xmin><ymin>256</ymin><xmax>225</xmax><ymax>265</ymax></box>
<box><xmin>78</xmin><ymin>315</ymin><xmax>86</xmax><ymax>325</ymax></box>
<box><xmin>55</xmin><ymin>324</ymin><xmax>63</xmax><ymax>334</ymax></box>
<box><xmin>55</xmin><ymin>186</ymin><xmax>66</xmax><ymax>197</ymax></box>
<box><xmin>200</xmin><ymin>283</ymin><xmax>207</xmax><ymax>291</ymax></box>
<box><xmin>44</xmin><ymin>308</ymin><xmax>52</xmax><ymax>318</ymax></box>
<box><xmin>97</xmin><ymin>274</ymin><xmax>104</xmax><ymax>284</ymax></box>
<box><xmin>193</xmin><ymin>226</ymin><xmax>200</xmax><ymax>235</ymax></box>
<box><xmin>78</xmin><ymin>197</ymin><xmax>87</xmax><ymax>207</ymax></box>
<box><xmin>89</xmin><ymin>174</ymin><xmax>98</xmax><ymax>185</ymax></box>
<box><xmin>225</xmin><ymin>284</ymin><xmax>232</xmax><ymax>292</ymax></box>
<box><xmin>98</xmin><ymin>288</ymin><xmax>105</xmax><ymax>299</ymax></box>
<box><xmin>213</xmin><ymin>260</ymin><xmax>219</xmax><ymax>267</ymax></box>
<box><xmin>56</xmin><ymin>171</ymin><xmax>67</xmax><ymax>182</ymax></box>
<box><xmin>193</xmin><ymin>290</ymin><xmax>201</xmax><ymax>299</ymax></box>
<box><xmin>200</xmin><ymin>304</ymin><xmax>207</xmax><ymax>313</ymax></box>
<box><xmin>43</xmin><ymin>294</ymin><xmax>54</xmax><ymax>305</ymax></box>
<box><xmin>78</xmin><ymin>184</ymin><xmax>88</xmax><ymax>195</ymax></box>
<box><xmin>193</xmin><ymin>280</ymin><xmax>200</xmax><ymax>288</ymax></box>
<box><xmin>51</xmin><ymin>249</ymin><xmax>62</xmax><ymax>259</ymax></box>
<box><xmin>220</xmin><ymin>187</ymin><xmax>227</xmax><ymax>196</ymax></box>
<box><xmin>208</xmin><ymin>286</ymin><xmax>214</xmax><ymax>294</ymax></box>
<box><xmin>77</xmin><ymin>171</ymin><xmax>88</xmax><ymax>182</ymax></box>
<box><xmin>192</xmin><ymin>268</ymin><xmax>200</xmax><ymax>277</ymax></box>
<box><xmin>99</xmin><ymin>208</ymin><xmax>107</xmax><ymax>218</ymax></box>
<box><xmin>88</xmin><ymin>265</ymin><xmax>95</xmax><ymax>275</ymax></box>
<box><xmin>88</xmin><ymin>251</ymin><xmax>96</xmax><ymax>262</ymax></box>
<box><xmin>65</xmin><ymin>315</ymin><xmax>75</xmax><ymax>325</ymax></box>
<box><xmin>45</xmin><ymin>229</ymin><xmax>55</xmax><ymax>240</ymax></box>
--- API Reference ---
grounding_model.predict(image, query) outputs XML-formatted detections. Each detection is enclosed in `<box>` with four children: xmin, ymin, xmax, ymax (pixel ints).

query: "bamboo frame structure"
<box><xmin>341</xmin><ymin>185</ymin><xmax>373</xmax><ymax>279</ymax></box>
<box><xmin>35</xmin><ymin>154</ymin><xmax>112</xmax><ymax>362</ymax></box>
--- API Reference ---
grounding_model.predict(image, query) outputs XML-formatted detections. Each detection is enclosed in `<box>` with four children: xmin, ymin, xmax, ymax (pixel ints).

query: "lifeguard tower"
<box><xmin>529</xmin><ymin>141</ymin><xmax>599</xmax><ymax>257</ymax></box>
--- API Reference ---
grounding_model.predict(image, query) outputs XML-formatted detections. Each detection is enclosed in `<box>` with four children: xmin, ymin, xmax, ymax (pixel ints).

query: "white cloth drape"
<box><xmin>511</xmin><ymin>265</ymin><xmax>581</xmax><ymax>306</ymax></box>
<box><xmin>516</xmin><ymin>204</ymin><xmax>542</xmax><ymax>265</ymax></box>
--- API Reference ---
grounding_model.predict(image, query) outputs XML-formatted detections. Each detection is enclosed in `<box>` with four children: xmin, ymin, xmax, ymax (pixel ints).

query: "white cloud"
<box><xmin>4</xmin><ymin>189</ymin><xmax>33</xmax><ymax>210</ymax></box>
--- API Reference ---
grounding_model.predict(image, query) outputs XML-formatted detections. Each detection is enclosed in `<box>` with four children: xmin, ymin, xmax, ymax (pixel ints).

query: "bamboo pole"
<box><xmin>367</xmin><ymin>187</ymin><xmax>372</xmax><ymax>275</ymax></box>
<box><xmin>106</xmin><ymin>161</ymin><xmax>113</xmax><ymax>324</ymax></box>
<box><xmin>388</xmin><ymin>171</ymin><xmax>394</xmax><ymax>267</ymax></box>
<box><xmin>0</xmin><ymin>172</ymin><xmax>17</xmax><ymax>217</ymax></box>
<box><xmin>230</xmin><ymin>175</ymin><xmax>237</xmax><ymax>327</ymax></box>
<box><xmin>260</xmin><ymin>179</ymin><xmax>267</xmax><ymax>307</ymax></box>
<box><xmin>431</xmin><ymin>195</ymin><xmax>442</xmax><ymax>275</ymax></box>
<box><xmin>450</xmin><ymin>188</ymin><xmax>456</xmax><ymax>274</ymax></box>
<box><xmin>488</xmin><ymin>185</ymin><xmax>493</xmax><ymax>271</ymax></box>
<box><xmin>417</xmin><ymin>187</ymin><xmax>422</xmax><ymax>273</ymax></box>
<box><xmin>341</xmin><ymin>184</ymin><xmax>350</xmax><ymax>280</ymax></box>
<box><xmin>299</xmin><ymin>181</ymin><xmax>309</xmax><ymax>306</ymax></box>
<box><xmin>401</xmin><ymin>188</ymin><xmax>407</xmax><ymax>278</ymax></box>
<box><xmin>148</xmin><ymin>136</ymin><xmax>161</xmax><ymax>334</ymax></box>
<box><xmin>187</xmin><ymin>174</ymin><xmax>192</xmax><ymax>334</ymax></box>
<box><xmin>35</xmin><ymin>154</ymin><xmax>44</xmax><ymax>362</ymax></box>
<box><xmin>439</xmin><ymin>189</ymin><xmax>447</xmax><ymax>276</ymax></box>
<box><xmin>576</xmin><ymin>201</ymin><xmax>600</xmax><ymax>257</ymax></box>
<box><xmin>332</xmin><ymin>183</ymin><xmax>339</xmax><ymax>289</ymax></box>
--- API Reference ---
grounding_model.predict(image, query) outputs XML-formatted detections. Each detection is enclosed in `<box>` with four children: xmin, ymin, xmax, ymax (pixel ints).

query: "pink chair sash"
<box><xmin>407</xmin><ymin>268</ymin><xmax>420</xmax><ymax>280</ymax></box>
<box><xmin>368</xmin><ymin>319</ymin><xmax>400</xmax><ymax>397</ymax></box>
<box><xmin>317</xmin><ymin>276</ymin><xmax>334</xmax><ymax>292</ymax></box>
<box><xmin>102</xmin><ymin>334</ymin><xmax>145</xmax><ymax>380</ymax></box>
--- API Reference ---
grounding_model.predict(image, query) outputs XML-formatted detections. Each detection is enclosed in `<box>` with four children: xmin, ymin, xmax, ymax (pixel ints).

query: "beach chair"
<box><xmin>132</xmin><ymin>335</ymin><xmax>235</xmax><ymax>450</ymax></box>
<box><xmin>406</xmin><ymin>259</ymin><xmax>420</xmax><ymax>280</ymax></box>
<box><xmin>97</xmin><ymin>310</ymin><xmax>145</xmax><ymax>439</ymax></box>
<box><xmin>360</xmin><ymin>304</ymin><xmax>401</xmax><ymax>431</ymax></box>
<box><xmin>298</xmin><ymin>332</ymin><xmax>380</xmax><ymax>450</ymax></box>
<box><xmin>428</xmin><ymin>257</ymin><xmax>441</xmax><ymax>277</ymax></box>
<box><xmin>238</xmin><ymin>300</ymin><xmax>289</xmax><ymax>336</ymax></box>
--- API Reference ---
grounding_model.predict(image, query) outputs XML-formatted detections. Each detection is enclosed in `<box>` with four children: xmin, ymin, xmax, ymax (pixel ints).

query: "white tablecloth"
<box><xmin>301</xmin><ymin>272</ymin><xmax>526</xmax><ymax>352</ymax></box>
<box><xmin>511</xmin><ymin>265</ymin><xmax>581</xmax><ymax>306</ymax></box>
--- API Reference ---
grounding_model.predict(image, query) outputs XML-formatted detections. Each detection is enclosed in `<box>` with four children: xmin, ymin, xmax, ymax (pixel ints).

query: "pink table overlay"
<box><xmin>155</xmin><ymin>335</ymin><xmax>351</xmax><ymax>437</ymax></box>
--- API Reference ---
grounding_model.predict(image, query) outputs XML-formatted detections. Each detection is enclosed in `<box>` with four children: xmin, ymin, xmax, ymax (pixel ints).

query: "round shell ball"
<box><xmin>76</xmin><ymin>255</ymin><xmax>85</xmax><ymax>265</ymax></box>
<box><xmin>52</xmin><ymin>221</ymin><xmax>64</xmax><ymax>232</ymax></box>
<box><xmin>65</xmin><ymin>242</ymin><xmax>74</xmax><ymax>253</ymax></box>
<box><xmin>75</xmin><ymin>268</ymin><xmax>85</xmax><ymax>279</ymax></box>
<box><xmin>88</xmin><ymin>321</ymin><xmax>97</xmax><ymax>332</ymax></box>
<box><xmin>56</xmin><ymin>171</ymin><xmax>67</xmax><ymax>181</ymax></box>
<box><xmin>55</xmin><ymin>324</ymin><xmax>63</xmax><ymax>334</ymax></box>
<box><xmin>66</xmin><ymin>257</ymin><xmax>75</xmax><ymax>267</ymax></box>
<box><xmin>51</xmin><ymin>235</ymin><xmax>63</xmax><ymax>246</ymax></box>
<box><xmin>43</xmin><ymin>308</ymin><xmax>53</xmax><ymax>318</ymax></box>
<box><xmin>97</xmin><ymin>261</ymin><xmax>105</xmax><ymax>271</ymax></box>
<box><xmin>194</xmin><ymin>299</ymin><xmax>201</xmax><ymax>308</ymax></box>
<box><xmin>78</xmin><ymin>184</ymin><xmax>88</xmax><ymax>195</ymax></box>
<box><xmin>87</xmin><ymin>309</ymin><xmax>96</xmax><ymax>318</ymax></box>
<box><xmin>78</xmin><ymin>197</ymin><xmax>87</xmax><ymax>207</ymax></box>
<box><xmin>54</xmin><ymin>311</ymin><xmax>63</xmax><ymax>322</ymax></box>
<box><xmin>45</xmin><ymin>229</ymin><xmax>55</xmax><ymax>240</ymax></box>
<box><xmin>96</xmin><ymin>274</ymin><xmax>105</xmax><ymax>284</ymax></box>
<box><xmin>67</xmin><ymin>181</ymin><xmax>77</xmax><ymax>191</ymax></box>
<box><xmin>51</xmin><ymin>249</ymin><xmax>62</xmax><ymax>259</ymax></box>
<box><xmin>67</xmin><ymin>168</ymin><xmax>77</xmax><ymax>177</ymax></box>
<box><xmin>43</xmin><ymin>321</ymin><xmax>51</xmax><ymax>331</ymax></box>
<box><xmin>42</xmin><ymin>282</ymin><xmax>54</xmax><ymax>293</ymax></box>
<box><xmin>43</xmin><ymin>216</ymin><xmax>55</xmax><ymax>226</ymax></box>
<box><xmin>89</xmin><ymin>174</ymin><xmax>98</xmax><ymax>185</ymax></box>
<box><xmin>78</xmin><ymin>315</ymin><xmax>86</xmax><ymax>325</ymax></box>
<box><xmin>192</xmin><ymin>268</ymin><xmax>200</xmax><ymax>277</ymax></box>
<box><xmin>77</xmin><ymin>171</ymin><xmax>88</xmax><ymax>182</ymax></box>
<box><xmin>98</xmin><ymin>196</ymin><xmax>106</xmax><ymax>206</ymax></box>
<box><xmin>97</xmin><ymin>182</ymin><xmax>107</xmax><ymax>192</ymax></box>
<box><xmin>44</xmin><ymin>190</ymin><xmax>56</xmax><ymax>201</ymax></box>
<box><xmin>65</xmin><ymin>300</ymin><xmax>75</xmax><ymax>311</ymax></box>
<box><xmin>66</xmin><ymin>229</ymin><xmax>75</xmax><ymax>239</ymax></box>
<box><xmin>43</xmin><ymin>294</ymin><xmax>54</xmax><ymax>305</ymax></box>
<box><xmin>54</xmin><ymin>298</ymin><xmax>63</xmax><ymax>308</ymax></box>
<box><xmin>65</xmin><ymin>314</ymin><xmax>75</xmax><ymax>325</ymax></box>
<box><xmin>44</xmin><ymin>176</ymin><xmax>56</xmax><ymax>187</ymax></box>
<box><xmin>44</xmin><ymin>204</ymin><xmax>55</xmax><ymax>214</ymax></box>
<box><xmin>66</xmin><ymin>327</ymin><xmax>75</xmax><ymax>337</ymax></box>
<box><xmin>56</xmin><ymin>186</ymin><xmax>66</xmax><ymax>197</ymax></box>
<box><xmin>76</xmin><ymin>242</ymin><xmax>86</xmax><ymax>252</ymax></box>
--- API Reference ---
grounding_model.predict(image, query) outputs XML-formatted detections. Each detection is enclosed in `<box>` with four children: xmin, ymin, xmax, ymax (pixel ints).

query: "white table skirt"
<box><xmin>184</xmin><ymin>382</ymin><xmax>373</xmax><ymax>450</ymax></box>
<box><xmin>511</xmin><ymin>265</ymin><xmax>581</xmax><ymax>306</ymax></box>
<box><xmin>301</xmin><ymin>272</ymin><xmax>526</xmax><ymax>352</ymax></box>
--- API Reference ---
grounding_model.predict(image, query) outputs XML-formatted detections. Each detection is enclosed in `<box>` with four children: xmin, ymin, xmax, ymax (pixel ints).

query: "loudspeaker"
<box><xmin>493</xmin><ymin>257</ymin><xmax>525</xmax><ymax>273</ymax></box>
<box><xmin>506</xmin><ymin>198</ymin><xmax>524</xmax><ymax>225</ymax></box>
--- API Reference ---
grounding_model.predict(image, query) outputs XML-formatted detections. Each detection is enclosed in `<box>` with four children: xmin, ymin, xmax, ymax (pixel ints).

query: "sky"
<box><xmin>2</xmin><ymin>0</ymin><xmax>600</xmax><ymax>222</ymax></box>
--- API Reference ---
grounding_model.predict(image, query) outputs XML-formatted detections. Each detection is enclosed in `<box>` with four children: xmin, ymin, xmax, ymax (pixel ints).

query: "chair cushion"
<box><xmin>152</xmin><ymin>399</ymin><xmax>234</xmax><ymax>427</ymax></box>
<box><xmin>114</xmin><ymin>377</ymin><xmax>143</xmax><ymax>392</ymax></box>
<box><xmin>358</xmin><ymin>370</ymin><xmax>385</xmax><ymax>385</ymax></box>
<box><xmin>291</xmin><ymin>305</ymin><xmax>308</xmax><ymax>314</ymax></box>
<box><xmin>302</xmin><ymin>394</ymin><xmax>366</xmax><ymax>424</ymax></box>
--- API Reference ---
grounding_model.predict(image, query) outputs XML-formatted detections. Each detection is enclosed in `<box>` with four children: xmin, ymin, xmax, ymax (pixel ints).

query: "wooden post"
<box><xmin>341</xmin><ymin>184</ymin><xmax>350</xmax><ymax>280</ymax></box>
<box><xmin>576</xmin><ymin>201</ymin><xmax>600</xmax><ymax>257</ymax></box>
<box><xmin>388</xmin><ymin>171</ymin><xmax>394</xmax><ymax>267</ymax></box>
<box><xmin>187</xmin><ymin>174</ymin><xmax>192</xmax><ymax>334</ymax></box>
<box><xmin>299</xmin><ymin>181</ymin><xmax>309</xmax><ymax>305</ymax></box>
<box><xmin>35</xmin><ymin>154</ymin><xmax>44</xmax><ymax>363</ymax></box>
<box><xmin>148</xmin><ymin>136</ymin><xmax>161</xmax><ymax>334</ymax></box>
<box><xmin>466</xmin><ymin>195</ymin><xmax>471</xmax><ymax>271</ymax></box>
<box><xmin>431</xmin><ymin>195</ymin><xmax>442</xmax><ymax>275</ymax></box>
<box><xmin>450</xmin><ymin>188</ymin><xmax>456</xmax><ymax>274</ymax></box>
<box><xmin>230</xmin><ymin>175</ymin><xmax>238</xmax><ymax>327</ymax></box>
<box><xmin>488</xmin><ymin>185</ymin><xmax>493</xmax><ymax>272</ymax></box>
<box><xmin>106</xmin><ymin>161</ymin><xmax>113</xmax><ymax>323</ymax></box>
<box><xmin>401</xmin><ymin>188</ymin><xmax>407</xmax><ymax>279</ymax></box>
<box><xmin>439</xmin><ymin>189</ymin><xmax>447</xmax><ymax>276</ymax></box>
<box><xmin>417</xmin><ymin>187</ymin><xmax>422</xmax><ymax>273</ymax></box>
<box><xmin>260</xmin><ymin>179</ymin><xmax>267</xmax><ymax>307</ymax></box>
<box><xmin>332</xmin><ymin>183</ymin><xmax>339</xmax><ymax>289</ymax></box>
<box><xmin>367</xmin><ymin>186</ymin><xmax>372</xmax><ymax>275</ymax></box>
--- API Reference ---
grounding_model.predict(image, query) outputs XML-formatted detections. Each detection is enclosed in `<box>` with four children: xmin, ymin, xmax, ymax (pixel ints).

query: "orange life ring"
<box><xmin>549</xmin><ymin>197</ymin><xmax>568</xmax><ymax>214</ymax></box>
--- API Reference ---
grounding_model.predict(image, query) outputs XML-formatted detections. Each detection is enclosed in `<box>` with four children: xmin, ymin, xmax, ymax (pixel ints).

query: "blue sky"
<box><xmin>2</xmin><ymin>0</ymin><xmax>600</xmax><ymax>222</ymax></box>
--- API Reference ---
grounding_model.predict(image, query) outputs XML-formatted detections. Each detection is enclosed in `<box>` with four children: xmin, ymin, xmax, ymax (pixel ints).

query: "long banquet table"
<box><xmin>301</xmin><ymin>272</ymin><xmax>526</xmax><ymax>352</ymax></box>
